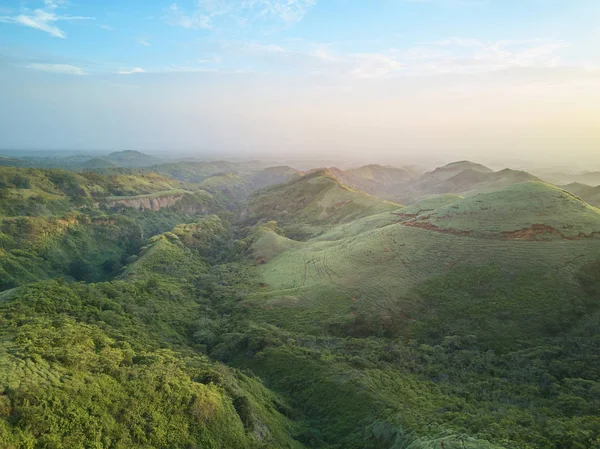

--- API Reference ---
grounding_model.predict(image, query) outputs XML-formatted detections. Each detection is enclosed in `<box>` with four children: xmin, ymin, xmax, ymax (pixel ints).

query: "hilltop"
<box><xmin>247</xmin><ymin>166</ymin><xmax>302</xmax><ymax>190</ymax></box>
<box><xmin>397</xmin><ymin>182</ymin><xmax>600</xmax><ymax>239</ymax></box>
<box><xmin>395</xmin><ymin>162</ymin><xmax>541</xmax><ymax>203</ymax></box>
<box><xmin>247</xmin><ymin>169</ymin><xmax>400</xmax><ymax>238</ymax></box>
<box><xmin>104</xmin><ymin>150</ymin><xmax>162</xmax><ymax>167</ymax></box>
<box><xmin>562</xmin><ymin>182</ymin><xmax>600</xmax><ymax>206</ymax></box>
<box><xmin>426</xmin><ymin>160</ymin><xmax>493</xmax><ymax>181</ymax></box>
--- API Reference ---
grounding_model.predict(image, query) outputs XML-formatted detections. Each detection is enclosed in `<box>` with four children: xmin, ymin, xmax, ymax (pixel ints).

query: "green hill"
<box><xmin>425</xmin><ymin>160</ymin><xmax>493</xmax><ymax>181</ymax></box>
<box><xmin>302</xmin><ymin>165</ymin><xmax>420</xmax><ymax>201</ymax></box>
<box><xmin>0</xmin><ymin>167</ymin><xmax>228</xmax><ymax>289</ymax></box>
<box><xmin>244</xmin><ymin>182</ymin><xmax>600</xmax><ymax>347</ymax></box>
<box><xmin>2</xmin><ymin>160</ymin><xmax>600</xmax><ymax>449</ymax></box>
<box><xmin>397</xmin><ymin>165</ymin><xmax>541</xmax><ymax>204</ymax></box>
<box><xmin>0</xmin><ymin>167</ymin><xmax>208</xmax><ymax>216</ymax></box>
<box><xmin>247</xmin><ymin>166</ymin><xmax>302</xmax><ymax>190</ymax></box>
<box><xmin>228</xmin><ymin>178</ymin><xmax>600</xmax><ymax>448</ymax></box>
<box><xmin>398</xmin><ymin>182</ymin><xmax>600</xmax><ymax>239</ymax></box>
<box><xmin>81</xmin><ymin>158</ymin><xmax>119</xmax><ymax>170</ymax></box>
<box><xmin>199</xmin><ymin>173</ymin><xmax>252</xmax><ymax>202</ymax></box>
<box><xmin>151</xmin><ymin>160</ymin><xmax>240</xmax><ymax>182</ymax></box>
<box><xmin>346</xmin><ymin>164</ymin><xmax>419</xmax><ymax>184</ymax></box>
<box><xmin>105</xmin><ymin>150</ymin><xmax>162</xmax><ymax>167</ymax></box>
<box><xmin>247</xmin><ymin>170</ymin><xmax>400</xmax><ymax>239</ymax></box>
<box><xmin>562</xmin><ymin>182</ymin><xmax>600</xmax><ymax>206</ymax></box>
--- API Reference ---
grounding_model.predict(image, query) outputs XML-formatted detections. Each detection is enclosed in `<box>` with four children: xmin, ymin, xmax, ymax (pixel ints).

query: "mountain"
<box><xmin>251</xmin><ymin>182</ymin><xmax>600</xmax><ymax>340</ymax></box>
<box><xmin>81</xmin><ymin>158</ymin><xmax>118</xmax><ymax>170</ymax></box>
<box><xmin>247</xmin><ymin>166</ymin><xmax>302</xmax><ymax>190</ymax></box>
<box><xmin>104</xmin><ymin>150</ymin><xmax>162</xmax><ymax>167</ymax></box>
<box><xmin>0</xmin><ymin>167</ymin><xmax>222</xmax><ymax>289</ymax></box>
<box><xmin>561</xmin><ymin>182</ymin><xmax>600</xmax><ymax>206</ymax></box>
<box><xmin>537</xmin><ymin>170</ymin><xmax>600</xmax><ymax>186</ymax></box>
<box><xmin>237</xmin><ymin>176</ymin><xmax>600</xmax><ymax>448</ymax></box>
<box><xmin>152</xmin><ymin>160</ymin><xmax>240</xmax><ymax>182</ymax></box>
<box><xmin>2</xmin><ymin>160</ymin><xmax>600</xmax><ymax>449</ymax></box>
<box><xmin>0</xmin><ymin>156</ymin><xmax>34</xmax><ymax>167</ymax></box>
<box><xmin>396</xmin><ymin>163</ymin><xmax>540</xmax><ymax>203</ymax></box>
<box><xmin>247</xmin><ymin>169</ymin><xmax>400</xmax><ymax>239</ymax></box>
<box><xmin>396</xmin><ymin>182</ymin><xmax>600</xmax><ymax>239</ymax></box>
<box><xmin>425</xmin><ymin>160</ymin><xmax>493</xmax><ymax>181</ymax></box>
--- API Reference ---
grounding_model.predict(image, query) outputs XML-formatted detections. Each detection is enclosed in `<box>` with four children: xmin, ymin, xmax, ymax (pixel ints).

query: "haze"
<box><xmin>1</xmin><ymin>0</ymin><xmax>599</xmax><ymax>166</ymax></box>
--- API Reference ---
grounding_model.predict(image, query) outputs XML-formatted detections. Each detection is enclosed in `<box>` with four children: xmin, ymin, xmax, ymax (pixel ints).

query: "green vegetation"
<box><xmin>395</xmin><ymin>162</ymin><xmax>541</xmax><ymax>204</ymax></box>
<box><xmin>562</xmin><ymin>182</ymin><xmax>600</xmax><ymax>207</ymax></box>
<box><xmin>398</xmin><ymin>182</ymin><xmax>600</xmax><ymax>238</ymax></box>
<box><xmin>247</xmin><ymin>170</ymin><xmax>400</xmax><ymax>239</ymax></box>
<box><xmin>1</xmin><ymin>163</ymin><xmax>600</xmax><ymax>448</ymax></box>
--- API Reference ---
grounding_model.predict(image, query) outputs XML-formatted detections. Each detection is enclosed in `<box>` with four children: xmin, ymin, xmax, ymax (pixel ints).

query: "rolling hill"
<box><xmin>397</xmin><ymin>182</ymin><xmax>600</xmax><ymax>239</ymax></box>
<box><xmin>395</xmin><ymin>162</ymin><xmax>541</xmax><ymax>204</ymax></box>
<box><xmin>561</xmin><ymin>182</ymin><xmax>600</xmax><ymax>207</ymax></box>
<box><xmin>330</xmin><ymin>164</ymin><xmax>421</xmax><ymax>197</ymax></box>
<box><xmin>246</xmin><ymin>166</ymin><xmax>302</xmax><ymax>190</ymax></box>
<box><xmin>247</xmin><ymin>181</ymin><xmax>600</xmax><ymax>342</ymax></box>
<box><xmin>247</xmin><ymin>169</ymin><xmax>400</xmax><ymax>239</ymax></box>
<box><xmin>2</xmin><ymin>159</ymin><xmax>600</xmax><ymax>449</ymax></box>
<box><xmin>104</xmin><ymin>150</ymin><xmax>162</xmax><ymax>167</ymax></box>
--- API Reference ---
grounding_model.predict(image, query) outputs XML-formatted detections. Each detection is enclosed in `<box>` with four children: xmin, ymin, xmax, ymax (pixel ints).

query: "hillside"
<box><xmin>2</xmin><ymin>160</ymin><xmax>600</xmax><ymax>449</ymax></box>
<box><xmin>104</xmin><ymin>150</ymin><xmax>162</xmax><ymax>167</ymax></box>
<box><xmin>151</xmin><ymin>160</ymin><xmax>240</xmax><ymax>182</ymax></box>
<box><xmin>561</xmin><ymin>182</ymin><xmax>600</xmax><ymax>206</ymax></box>
<box><xmin>0</xmin><ymin>167</ymin><xmax>225</xmax><ymax>289</ymax></box>
<box><xmin>397</xmin><ymin>182</ymin><xmax>600</xmax><ymax>239</ymax></box>
<box><xmin>247</xmin><ymin>170</ymin><xmax>400</xmax><ymax>238</ymax></box>
<box><xmin>247</xmin><ymin>166</ymin><xmax>302</xmax><ymax>190</ymax></box>
<box><xmin>425</xmin><ymin>160</ymin><xmax>493</xmax><ymax>181</ymax></box>
<box><xmin>538</xmin><ymin>170</ymin><xmax>600</xmax><ymax>186</ymax></box>
<box><xmin>230</xmin><ymin>177</ymin><xmax>600</xmax><ymax>448</ymax></box>
<box><xmin>0</xmin><ymin>167</ymin><xmax>216</xmax><ymax>216</ymax></box>
<box><xmin>396</xmin><ymin>163</ymin><xmax>541</xmax><ymax>204</ymax></box>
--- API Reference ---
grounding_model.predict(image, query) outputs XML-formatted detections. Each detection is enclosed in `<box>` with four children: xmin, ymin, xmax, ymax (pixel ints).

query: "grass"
<box><xmin>106</xmin><ymin>188</ymin><xmax>189</xmax><ymax>202</ymax></box>
<box><xmin>248</xmin><ymin>171</ymin><xmax>400</xmax><ymax>238</ymax></box>
<box><xmin>401</xmin><ymin>182</ymin><xmax>600</xmax><ymax>238</ymax></box>
<box><xmin>247</xmin><ymin>199</ymin><xmax>600</xmax><ymax>344</ymax></box>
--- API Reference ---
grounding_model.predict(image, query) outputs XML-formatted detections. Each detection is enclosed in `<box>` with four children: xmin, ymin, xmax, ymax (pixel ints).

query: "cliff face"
<box><xmin>108</xmin><ymin>194</ymin><xmax>210</xmax><ymax>213</ymax></box>
<box><xmin>109</xmin><ymin>194</ymin><xmax>185</xmax><ymax>211</ymax></box>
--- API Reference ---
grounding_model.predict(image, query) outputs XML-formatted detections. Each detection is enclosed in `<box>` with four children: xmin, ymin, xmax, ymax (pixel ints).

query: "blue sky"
<box><xmin>1</xmin><ymin>0</ymin><xmax>599</xmax><ymax>163</ymax></box>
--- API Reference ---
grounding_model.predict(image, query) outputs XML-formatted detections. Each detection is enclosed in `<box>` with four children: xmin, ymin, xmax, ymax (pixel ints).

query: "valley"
<box><xmin>0</xmin><ymin>153</ymin><xmax>599</xmax><ymax>448</ymax></box>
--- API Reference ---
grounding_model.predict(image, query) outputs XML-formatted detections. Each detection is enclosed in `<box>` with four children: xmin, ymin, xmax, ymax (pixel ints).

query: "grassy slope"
<box><xmin>400</xmin><ymin>182</ymin><xmax>600</xmax><ymax>238</ymax></box>
<box><xmin>248</xmin><ymin>170</ymin><xmax>400</xmax><ymax>238</ymax></box>
<box><xmin>228</xmin><ymin>181</ymin><xmax>600</xmax><ymax>449</ymax></box>
<box><xmin>0</xmin><ymin>216</ymin><xmax>311</xmax><ymax>448</ymax></box>
<box><xmin>562</xmin><ymin>182</ymin><xmax>600</xmax><ymax>207</ymax></box>
<box><xmin>396</xmin><ymin>163</ymin><xmax>540</xmax><ymax>204</ymax></box>
<box><xmin>0</xmin><ymin>167</ymin><xmax>228</xmax><ymax>290</ymax></box>
<box><xmin>247</xmin><ymin>166</ymin><xmax>302</xmax><ymax>190</ymax></box>
<box><xmin>250</xmin><ymin>183</ymin><xmax>600</xmax><ymax>339</ymax></box>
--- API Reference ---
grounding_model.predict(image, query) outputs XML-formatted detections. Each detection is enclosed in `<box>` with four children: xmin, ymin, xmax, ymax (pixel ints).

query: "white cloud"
<box><xmin>166</xmin><ymin>0</ymin><xmax>315</xmax><ymax>30</ymax></box>
<box><xmin>197</xmin><ymin>56</ymin><xmax>223</xmax><ymax>63</ymax></box>
<box><xmin>348</xmin><ymin>54</ymin><xmax>402</xmax><ymax>79</ymax></box>
<box><xmin>117</xmin><ymin>67</ymin><xmax>145</xmax><ymax>75</ymax></box>
<box><xmin>165</xmin><ymin>3</ymin><xmax>211</xmax><ymax>29</ymax></box>
<box><xmin>204</xmin><ymin>35</ymin><xmax>578</xmax><ymax>81</ymax></box>
<box><xmin>0</xmin><ymin>1</ymin><xmax>92</xmax><ymax>38</ymax></box>
<box><xmin>26</xmin><ymin>63</ymin><xmax>87</xmax><ymax>75</ymax></box>
<box><xmin>137</xmin><ymin>37</ymin><xmax>151</xmax><ymax>46</ymax></box>
<box><xmin>396</xmin><ymin>38</ymin><xmax>571</xmax><ymax>75</ymax></box>
<box><xmin>242</xmin><ymin>0</ymin><xmax>316</xmax><ymax>24</ymax></box>
<box><xmin>100</xmin><ymin>24</ymin><xmax>113</xmax><ymax>30</ymax></box>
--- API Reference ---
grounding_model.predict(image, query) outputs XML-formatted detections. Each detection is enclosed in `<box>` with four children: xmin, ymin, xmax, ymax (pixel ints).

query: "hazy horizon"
<box><xmin>1</xmin><ymin>0</ymin><xmax>599</xmax><ymax>166</ymax></box>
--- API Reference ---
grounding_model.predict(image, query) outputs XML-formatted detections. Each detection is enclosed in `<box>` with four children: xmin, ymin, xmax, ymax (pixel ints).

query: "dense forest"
<box><xmin>0</xmin><ymin>155</ymin><xmax>599</xmax><ymax>448</ymax></box>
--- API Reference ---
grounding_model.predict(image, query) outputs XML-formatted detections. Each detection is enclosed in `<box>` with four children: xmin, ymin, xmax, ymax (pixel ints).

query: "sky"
<box><xmin>1</xmin><ymin>0</ymin><xmax>599</xmax><ymax>165</ymax></box>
